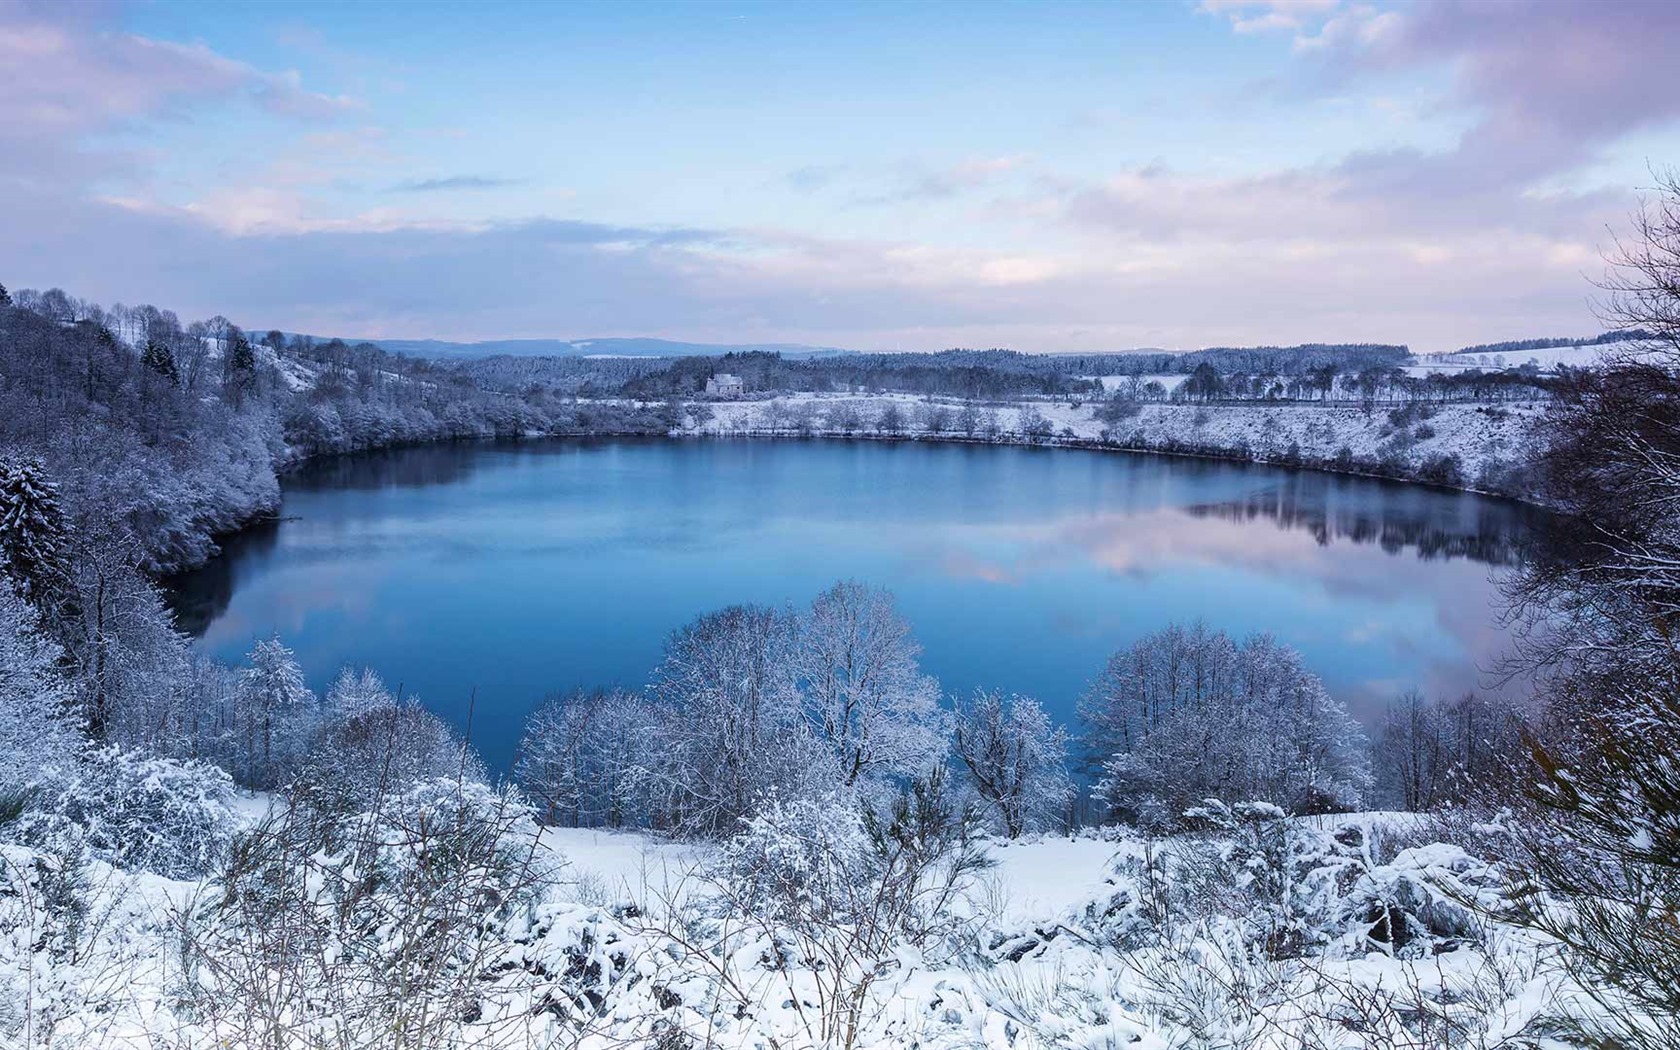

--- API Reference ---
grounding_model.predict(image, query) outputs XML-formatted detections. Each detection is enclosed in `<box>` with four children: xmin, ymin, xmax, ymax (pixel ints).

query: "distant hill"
<box><xmin>362</xmin><ymin>336</ymin><xmax>854</xmax><ymax>361</ymax></box>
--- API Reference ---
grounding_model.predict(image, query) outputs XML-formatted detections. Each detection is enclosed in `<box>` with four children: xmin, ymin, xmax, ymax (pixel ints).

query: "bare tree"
<box><xmin>793</xmin><ymin>581</ymin><xmax>946</xmax><ymax>789</ymax></box>
<box><xmin>1494</xmin><ymin>171</ymin><xmax>1680</xmax><ymax>1047</ymax></box>
<box><xmin>951</xmin><ymin>689</ymin><xmax>1071</xmax><ymax>837</ymax></box>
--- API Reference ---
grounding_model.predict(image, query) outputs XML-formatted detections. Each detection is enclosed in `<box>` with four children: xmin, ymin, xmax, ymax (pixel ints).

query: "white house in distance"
<box><xmin>704</xmin><ymin>373</ymin><xmax>745</xmax><ymax>398</ymax></box>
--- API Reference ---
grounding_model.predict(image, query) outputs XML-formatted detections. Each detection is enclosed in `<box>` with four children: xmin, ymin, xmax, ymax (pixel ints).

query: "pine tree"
<box><xmin>141</xmin><ymin>340</ymin><xmax>179</xmax><ymax>383</ymax></box>
<box><xmin>0</xmin><ymin>282</ymin><xmax>11</xmax><ymax>307</ymax></box>
<box><xmin>222</xmin><ymin>331</ymin><xmax>258</xmax><ymax>407</ymax></box>
<box><xmin>0</xmin><ymin>456</ymin><xmax>76</xmax><ymax>614</ymax></box>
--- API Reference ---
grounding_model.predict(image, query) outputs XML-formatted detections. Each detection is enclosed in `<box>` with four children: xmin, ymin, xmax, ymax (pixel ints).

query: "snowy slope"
<box><xmin>2</xmin><ymin>817</ymin><xmax>1613</xmax><ymax>1048</ymax></box>
<box><xmin>689</xmin><ymin>393</ymin><xmax>1542</xmax><ymax>495</ymax></box>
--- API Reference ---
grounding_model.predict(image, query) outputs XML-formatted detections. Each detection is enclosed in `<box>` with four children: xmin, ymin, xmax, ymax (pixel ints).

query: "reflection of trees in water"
<box><xmin>287</xmin><ymin>441</ymin><xmax>492</xmax><ymax>493</ymax></box>
<box><xmin>1184</xmin><ymin>473</ymin><xmax>1539</xmax><ymax>566</ymax></box>
<box><xmin>288</xmin><ymin>437</ymin><xmax>647</xmax><ymax>493</ymax></box>
<box><xmin>164</xmin><ymin>439</ymin><xmax>633</xmax><ymax>634</ymax></box>
<box><xmin>163</xmin><ymin>518</ymin><xmax>281</xmax><ymax>636</ymax></box>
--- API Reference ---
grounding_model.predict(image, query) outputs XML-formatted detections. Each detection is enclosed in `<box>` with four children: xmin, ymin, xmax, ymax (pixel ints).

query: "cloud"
<box><xmin>1198</xmin><ymin>0</ymin><xmax>1343</xmax><ymax>37</ymax></box>
<box><xmin>0</xmin><ymin>0</ymin><xmax>356</xmax><ymax>197</ymax></box>
<box><xmin>0</xmin><ymin>2</ymin><xmax>353</xmax><ymax>138</ymax></box>
<box><xmin>0</xmin><ymin>0</ymin><xmax>1658</xmax><ymax>353</ymax></box>
<box><xmin>1224</xmin><ymin>1</ymin><xmax>1680</xmax><ymax>191</ymax></box>
<box><xmin>393</xmin><ymin>175</ymin><xmax>523</xmax><ymax>193</ymax></box>
<box><xmin>784</xmin><ymin>164</ymin><xmax>848</xmax><ymax>193</ymax></box>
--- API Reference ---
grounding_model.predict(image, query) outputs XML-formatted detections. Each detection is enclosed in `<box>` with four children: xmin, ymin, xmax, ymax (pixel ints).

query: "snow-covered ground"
<box><xmin>1411</xmin><ymin>343</ymin><xmax>1647</xmax><ymax>374</ymax></box>
<box><xmin>689</xmin><ymin>392</ymin><xmax>1542</xmax><ymax>494</ymax></box>
<box><xmin>4</xmin><ymin>813</ymin><xmax>1612</xmax><ymax>1048</ymax></box>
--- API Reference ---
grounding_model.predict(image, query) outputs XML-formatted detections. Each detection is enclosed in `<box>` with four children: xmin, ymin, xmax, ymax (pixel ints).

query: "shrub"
<box><xmin>29</xmin><ymin>748</ymin><xmax>239</xmax><ymax>878</ymax></box>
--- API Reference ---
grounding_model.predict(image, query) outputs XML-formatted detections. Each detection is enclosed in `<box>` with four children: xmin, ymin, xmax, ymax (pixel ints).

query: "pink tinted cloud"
<box><xmin>1302</xmin><ymin>1</ymin><xmax>1680</xmax><ymax>190</ymax></box>
<box><xmin>0</xmin><ymin>0</ymin><xmax>353</xmax><ymax>148</ymax></box>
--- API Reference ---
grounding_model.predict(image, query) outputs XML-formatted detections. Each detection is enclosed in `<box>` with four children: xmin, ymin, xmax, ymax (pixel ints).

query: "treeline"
<box><xmin>472</xmin><ymin>344</ymin><xmax>1423</xmax><ymax>401</ymax></box>
<box><xmin>1449</xmin><ymin>327</ymin><xmax>1655</xmax><ymax>357</ymax></box>
<box><xmin>1104</xmin><ymin>361</ymin><xmax>1552</xmax><ymax>408</ymax></box>
<box><xmin>513</xmin><ymin>589</ymin><xmax>1376</xmax><ymax>838</ymax></box>
<box><xmin>1050</xmin><ymin>342</ymin><xmax>1411</xmax><ymax>377</ymax></box>
<box><xmin>454</xmin><ymin>353</ymin><xmax>672</xmax><ymax>395</ymax></box>
<box><xmin>618</xmin><ymin>348</ymin><xmax>1101</xmax><ymax>399</ymax></box>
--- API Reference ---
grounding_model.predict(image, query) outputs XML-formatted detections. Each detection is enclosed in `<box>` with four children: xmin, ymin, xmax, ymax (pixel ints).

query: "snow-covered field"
<box><xmin>1410</xmin><ymin>343</ymin><xmax>1647</xmax><ymax>374</ymax></box>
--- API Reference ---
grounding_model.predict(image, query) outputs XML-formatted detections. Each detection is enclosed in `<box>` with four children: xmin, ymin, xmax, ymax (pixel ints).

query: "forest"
<box><xmin>0</xmin><ymin>177</ymin><xmax>1678</xmax><ymax>1046</ymax></box>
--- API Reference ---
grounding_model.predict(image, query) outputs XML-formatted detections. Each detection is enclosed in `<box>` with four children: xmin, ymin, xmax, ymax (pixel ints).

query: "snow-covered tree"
<box><xmin>234</xmin><ymin>636</ymin><xmax>316</xmax><ymax>787</ymax></box>
<box><xmin>516</xmin><ymin>687</ymin><xmax>652</xmax><ymax>827</ymax></box>
<box><xmin>793</xmin><ymin>581</ymin><xmax>947</xmax><ymax>790</ymax></box>
<box><xmin>0</xmin><ymin>580</ymin><xmax>77</xmax><ymax>793</ymax></box>
<box><xmin>951</xmin><ymin>689</ymin><xmax>1071</xmax><ymax>837</ymax></box>
<box><xmin>324</xmin><ymin>666</ymin><xmax>395</xmax><ymax>720</ymax></box>
<box><xmin>140</xmin><ymin>340</ymin><xmax>178</xmax><ymax>384</ymax></box>
<box><xmin>647</xmin><ymin>604</ymin><xmax>832</xmax><ymax>836</ymax></box>
<box><xmin>0</xmin><ymin>456</ymin><xmax>77</xmax><ymax>632</ymax></box>
<box><xmin>70</xmin><ymin>538</ymin><xmax>191</xmax><ymax>743</ymax></box>
<box><xmin>1083</xmin><ymin>623</ymin><xmax>1369</xmax><ymax>827</ymax></box>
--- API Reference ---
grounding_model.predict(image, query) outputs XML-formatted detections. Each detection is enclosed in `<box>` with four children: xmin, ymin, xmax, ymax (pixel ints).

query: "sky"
<box><xmin>3</xmin><ymin>0</ymin><xmax>1677</xmax><ymax>353</ymax></box>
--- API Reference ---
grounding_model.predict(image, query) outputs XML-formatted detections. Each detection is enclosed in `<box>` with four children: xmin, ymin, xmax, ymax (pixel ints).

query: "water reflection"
<box><xmin>1183</xmin><ymin>471</ymin><xmax>1539</xmax><ymax>565</ymax></box>
<box><xmin>167</xmin><ymin>439</ymin><xmax>1536</xmax><ymax>771</ymax></box>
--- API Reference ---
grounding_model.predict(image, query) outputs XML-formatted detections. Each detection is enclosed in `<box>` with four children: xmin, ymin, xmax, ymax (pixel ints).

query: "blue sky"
<box><xmin>4</xmin><ymin>0</ymin><xmax>1677</xmax><ymax>350</ymax></box>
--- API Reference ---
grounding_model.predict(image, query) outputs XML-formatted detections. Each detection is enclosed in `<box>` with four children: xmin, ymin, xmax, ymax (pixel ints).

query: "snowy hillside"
<box><xmin>689</xmin><ymin>393</ymin><xmax>1542</xmax><ymax>496</ymax></box>
<box><xmin>1</xmin><ymin>797</ymin><xmax>1608</xmax><ymax>1048</ymax></box>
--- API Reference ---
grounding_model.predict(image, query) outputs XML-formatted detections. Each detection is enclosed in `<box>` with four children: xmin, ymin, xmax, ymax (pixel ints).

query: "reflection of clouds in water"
<box><xmin>938</xmin><ymin>551</ymin><xmax>1018</xmax><ymax>585</ymax></box>
<box><xmin>199</xmin><ymin>560</ymin><xmax>392</xmax><ymax>653</ymax></box>
<box><xmin>914</xmin><ymin>503</ymin><xmax>1521</xmax><ymax>723</ymax></box>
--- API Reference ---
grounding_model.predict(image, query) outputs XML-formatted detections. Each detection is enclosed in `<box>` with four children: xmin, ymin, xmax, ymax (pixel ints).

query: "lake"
<box><xmin>169</xmin><ymin>438</ymin><xmax>1540</xmax><ymax>773</ymax></box>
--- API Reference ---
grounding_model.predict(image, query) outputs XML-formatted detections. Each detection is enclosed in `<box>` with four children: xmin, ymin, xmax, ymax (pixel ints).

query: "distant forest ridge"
<box><xmin>1441</xmin><ymin>328</ymin><xmax>1655</xmax><ymax>357</ymax></box>
<box><xmin>296</xmin><ymin>329</ymin><xmax>1647</xmax><ymax>370</ymax></box>
<box><xmin>360</xmin><ymin>336</ymin><xmax>855</xmax><ymax>360</ymax></box>
<box><xmin>460</xmin><ymin>344</ymin><xmax>1421</xmax><ymax>399</ymax></box>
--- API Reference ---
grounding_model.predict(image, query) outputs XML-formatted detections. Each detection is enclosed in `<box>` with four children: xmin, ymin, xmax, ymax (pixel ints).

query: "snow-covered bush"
<box><xmin>27</xmin><ymin>747</ymin><xmax>239</xmax><ymax>878</ymax></box>
<box><xmin>1168</xmin><ymin>801</ymin><xmax>1363</xmax><ymax>960</ymax></box>
<box><xmin>295</xmin><ymin>671</ymin><xmax>483</xmax><ymax>813</ymax></box>
<box><xmin>1336</xmin><ymin>842</ymin><xmax>1502</xmax><ymax>958</ymax></box>
<box><xmin>720</xmin><ymin>793</ymin><xmax>873</xmax><ymax>924</ymax></box>
<box><xmin>182</xmin><ymin>777</ymin><xmax>550</xmax><ymax>1048</ymax></box>
<box><xmin>0</xmin><ymin>838</ymin><xmax>149</xmax><ymax>1048</ymax></box>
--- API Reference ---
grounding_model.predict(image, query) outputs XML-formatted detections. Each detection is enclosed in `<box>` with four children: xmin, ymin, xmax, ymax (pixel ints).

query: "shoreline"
<box><xmin>172</xmin><ymin>397</ymin><xmax>1549</xmax><ymax>578</ymax></box>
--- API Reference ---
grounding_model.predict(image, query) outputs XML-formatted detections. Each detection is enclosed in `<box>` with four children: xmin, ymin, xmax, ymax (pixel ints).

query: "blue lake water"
<box><xmin>170</xmin><ymin>439</ymin><xmax>1539</xmax><ymax>773</ymax></box>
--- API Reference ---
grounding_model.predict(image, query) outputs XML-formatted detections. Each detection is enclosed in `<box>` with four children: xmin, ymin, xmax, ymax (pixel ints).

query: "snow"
<box><xmin>537</xmin><ymin>825</ymin><xmax>713</xmax><ymax>909</ymax></box>
<box><xmin>963</xmin><ymin>833</ymin><xmax>1134</xmax><ymax>925</ymax></box>
<box><xmin>0</xmin><ymin>813</ymin><xmax>1636</xmax><ymax>1047</ymax></box>
<box><xmin>1412</xmin><ymin>343</ymin><xmax>1655</xmax><ymax>373</ymax></box>
<box><xmin>689</xmin><ymin>392</ymin><xmax>1543</xmax><ymax>494</ymax></box>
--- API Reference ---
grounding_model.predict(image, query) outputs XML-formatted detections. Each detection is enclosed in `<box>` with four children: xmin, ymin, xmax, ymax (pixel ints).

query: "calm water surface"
<box><xmin>170</xmin><ymin>439</ymin><xmax>1540</xmax><ymax>772</ymax></box>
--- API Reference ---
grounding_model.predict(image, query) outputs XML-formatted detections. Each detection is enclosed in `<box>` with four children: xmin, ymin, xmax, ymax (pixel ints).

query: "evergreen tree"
<box><xmin>222</xmin><ymin>330</ymin><xmax>258</xmax><ymax>407</ymax></box>
<box><xmin>141</xmin><ymin>340</ymin><xmax>179</xmax><ymax>383</ymax></box>
<box><xmin>0</xmin><ymin>456</ymin><xmax>77</xmax><ymax>626</ymax></box>
<box><xmin>0</xmin><ymin>282</ymin><xmax>11</xmax><ymax>307</ymax></box>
